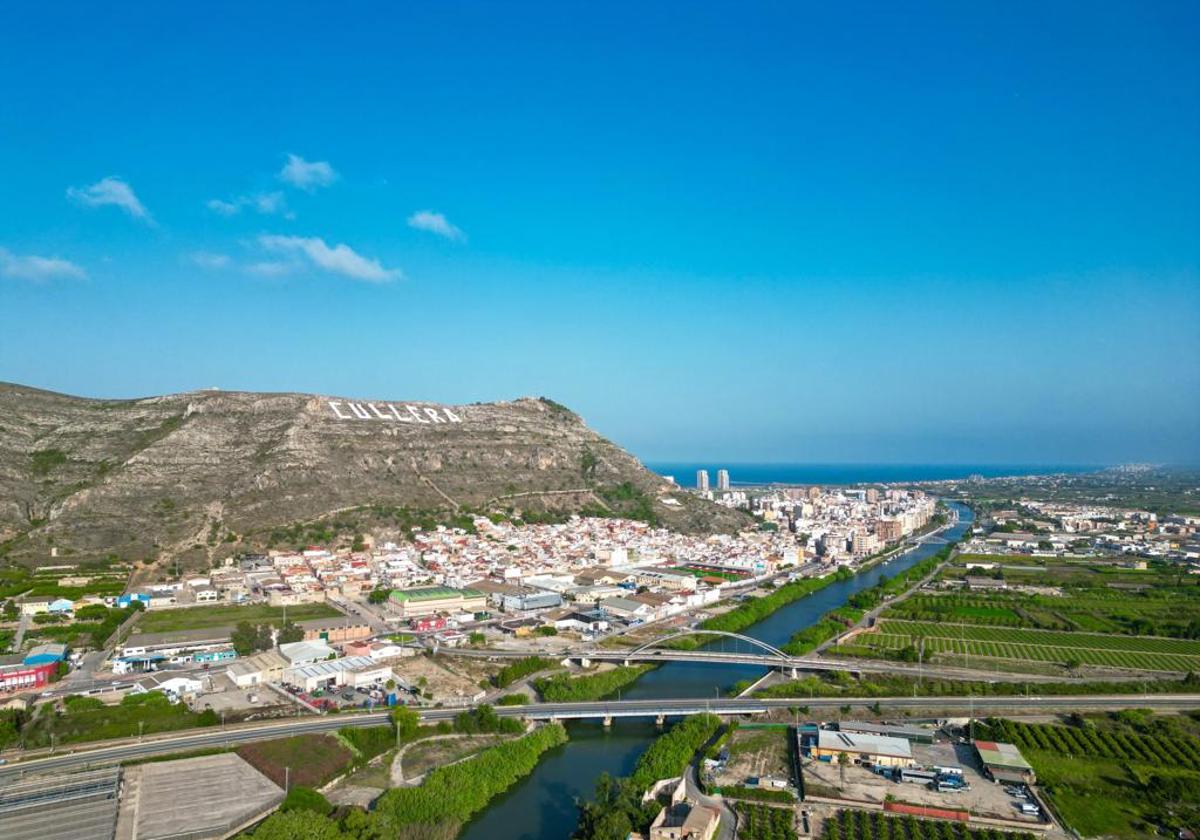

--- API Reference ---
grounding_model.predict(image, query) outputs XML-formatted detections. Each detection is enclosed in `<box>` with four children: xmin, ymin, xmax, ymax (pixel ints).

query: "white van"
<box><xmin>1020</xmin><ymin>803</ymin><xmax>1040</xmax><ymax>816</ymax></box>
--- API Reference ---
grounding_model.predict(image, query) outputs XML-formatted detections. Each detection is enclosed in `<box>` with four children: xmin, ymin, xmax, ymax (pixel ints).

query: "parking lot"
<box><xmin>803</xmin><ymin>740</ymin><xmax>1043</xmax><ymax>825</ymax></box>
<box><xmin>276</xmin><ymin>680</ymin><xmax>415</xmax><ymax>712</ymax></box>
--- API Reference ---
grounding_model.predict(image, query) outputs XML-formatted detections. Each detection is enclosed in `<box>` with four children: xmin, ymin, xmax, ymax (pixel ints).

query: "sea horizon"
<box><xmin>644</xmin><ymin>462</ymin><xmax>1105</xmax><ymax>488</ymax></box>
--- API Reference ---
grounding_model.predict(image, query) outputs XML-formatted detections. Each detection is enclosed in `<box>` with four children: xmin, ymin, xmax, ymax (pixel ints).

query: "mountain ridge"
<box><xmin>0</xmin><ymin>382</ymin><xmax>751</xmax><ymax>568</ymax></box>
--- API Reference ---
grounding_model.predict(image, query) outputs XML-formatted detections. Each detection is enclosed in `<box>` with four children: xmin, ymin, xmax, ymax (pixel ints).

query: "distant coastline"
<box><xmin>644</xmin><ymin>462</ymin><xmax>1103</xmax><ymax>488</ymax></box>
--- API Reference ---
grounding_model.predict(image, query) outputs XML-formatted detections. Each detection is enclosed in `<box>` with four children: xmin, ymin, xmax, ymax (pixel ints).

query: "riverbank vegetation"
<box><xmin>372</xmin><ymin>723</ymin><xmax>568</xmax><ymax>834</ymax></box>
<box><xmin>662</xmin><ymin>571</ymin><xmax>854</xmax><ymax>651</ymax></box>
<box><xmin>781</xmin><ymin>605</ymin><xmax>863</xmax><ymax>655</ymax></box>
<box><xmin>573</xmin><ymin>714</ymin><xmax>722</xmax><ymax>840</ymax></box>
<box><xmin>534</xmin><ymin>665</ymin><xmax>653</xmax><ymax>701</ymax></box>
<box><xmin>243</xmin><ymin>723</ymin><xmax>567</xmax><ymax>840</ymax></box>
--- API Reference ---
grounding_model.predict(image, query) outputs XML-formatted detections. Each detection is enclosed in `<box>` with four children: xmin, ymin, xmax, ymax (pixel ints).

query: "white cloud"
<box><xmin>206</xmin><ymin>198</ymin><xmax>241</xmax><ymax>216</ymax></box>
<box><xmin>278</xmin><ymin>154</ymin><xmax>337</xmax><ymax>191</ymax></box>
<box><xmin>246</xmin><ymin>260</ymin><xmax>292</xmax><ymax>277</ymax></box>
<box><xmin>258</xmin><ymin>235</ymin><xmax>400</xmax><ymax>282</ymax></box>
<box><xmin>252</xmin><ymin>192</ymin><xmax>287</xmax><ymax>214</ymax></box>
<box><xmin>406</xmin><ymin>210</ymin><xmax>466</xmax><ymax>242</ymax></box>
<box><xmin>189</xmin><ymin>251</ymin><xmax>231</xmax><ymax>269</ymax></box>
<box><xmin>0</xmin><ymin>246</ymin><xmax>86</xmax><ymax>281</ymax></box>
<box><xmin>206</xmin><ymin>191</ymin><xmax>288</xmax><ymax>217</ymax></box>
<box><xmin>67</xmin><ymin>176</ymin><xmax>152</xmax><ymax>221</ymax></box>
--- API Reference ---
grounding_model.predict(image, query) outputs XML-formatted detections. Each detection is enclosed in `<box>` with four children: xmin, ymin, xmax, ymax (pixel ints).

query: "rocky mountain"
<box><xmin>0</xmin><ymin>382</ymin><xmax>751</xmax><ymax>568</ymax></box>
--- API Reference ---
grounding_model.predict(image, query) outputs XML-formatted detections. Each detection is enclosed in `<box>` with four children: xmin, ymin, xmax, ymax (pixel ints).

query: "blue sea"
<box><xmin>644</xmin><ymin>462</ymin><xmax>1102</xmax><ymax>488</ymax></box>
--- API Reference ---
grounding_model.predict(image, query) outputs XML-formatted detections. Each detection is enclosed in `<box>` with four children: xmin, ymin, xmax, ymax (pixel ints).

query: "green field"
<box><xmin>850</xmin><ymin>619</ymin><xmax>1200</xmax><ymax>673</ymax></box>
<box><xmin>135</xmin><ymin>602</ymin><xmax>341</xmax><ymax>633</ymax></box>
<box><xmin>975</xmin><ymin>715</ymin><xmax>1200</xmax><ymax>838</ymax></box>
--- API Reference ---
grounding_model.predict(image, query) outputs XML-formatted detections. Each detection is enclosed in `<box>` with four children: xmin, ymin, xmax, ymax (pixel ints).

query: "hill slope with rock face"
<box><xmin>0</xmin><ymin>383</ymin><xmax>751</xmax><ymax>568</ymax></box>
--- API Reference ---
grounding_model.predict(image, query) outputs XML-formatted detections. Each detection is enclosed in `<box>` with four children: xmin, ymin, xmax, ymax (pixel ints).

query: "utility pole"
<box><xmin>138</xmin><ymin>721</ymin><xmax>144</xmax><ymax>742</ymax></box>
<box><xmin>284</xmin><ymin>766</ymin><xmax>290</xmax><ymax>791</ymax></box>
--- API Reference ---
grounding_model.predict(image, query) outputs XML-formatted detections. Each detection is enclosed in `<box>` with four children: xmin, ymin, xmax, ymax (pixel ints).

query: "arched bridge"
<box><xmin>628</xmin><ymin>629</ymin><xmax>790</xmax><ymax>661</ymax></box>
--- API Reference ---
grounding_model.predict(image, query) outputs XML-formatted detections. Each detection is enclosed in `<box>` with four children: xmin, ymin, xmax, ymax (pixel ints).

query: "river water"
<box><xmin>459</xmin><ymin>503</ymin><xmax>974</xmax><ymax>840</ymax></box>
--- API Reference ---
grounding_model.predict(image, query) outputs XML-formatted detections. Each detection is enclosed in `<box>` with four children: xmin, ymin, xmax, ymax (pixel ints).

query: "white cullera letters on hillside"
<box><xmin>327</xmin><ymin>400</ymin><xmax>463</xmax><ymax>424</ymax></box>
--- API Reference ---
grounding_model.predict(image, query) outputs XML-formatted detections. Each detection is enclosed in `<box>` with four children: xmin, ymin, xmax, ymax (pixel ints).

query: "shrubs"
<box><xmin>722</xmin><ymin>786</ymin><xmax>795</xmax><ymax>804</ymax></box>
<box><xmin>19</xmin><ymin>689</ymin><xmax>209</xmax><ymax>747</ymax></box>
<box><xmin>453</xmin><ymin>703</ymin><xmax>523</xmax><ymax>735</ymax></box>
<box><xmin>492</xmin><ymin>656</ymin><xmax>555</xmax><ymax>688</ymax></box>
<box><xmin>279</xmin><ymin>786</ymin><xmax>332</xmax><ymax>816</ymax></box>
<box><xmin>534</xmin><ymin>665</ymin><xmax>652</xmax><ymax>702</ymax></box>
<box><xmin>338</xmin><ymin>724</ymin><xmax>395</xmax><ymax>762</ymax></box>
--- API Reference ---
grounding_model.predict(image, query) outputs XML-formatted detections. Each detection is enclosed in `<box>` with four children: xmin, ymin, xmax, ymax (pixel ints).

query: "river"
<box><xmin>458</xmin><ymin>502</ymin><xmax>974</xmax><ymax>840</ymax></box>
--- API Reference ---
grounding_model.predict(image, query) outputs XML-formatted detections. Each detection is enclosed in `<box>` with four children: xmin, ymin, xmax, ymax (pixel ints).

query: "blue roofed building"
<box><xmin>24</xmin><ymin>642</ymin><xmax>69</xmax><ymax>666</ymax></box>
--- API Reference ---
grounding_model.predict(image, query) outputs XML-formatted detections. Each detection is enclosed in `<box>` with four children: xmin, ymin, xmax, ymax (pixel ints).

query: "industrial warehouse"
<box><xmin>799</xmin><ymin>721</ymin><xmax>1050</xmax><ymax>828</ymax></box>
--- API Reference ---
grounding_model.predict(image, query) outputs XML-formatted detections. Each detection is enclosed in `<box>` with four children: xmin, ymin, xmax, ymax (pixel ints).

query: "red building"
<box><xmin>0</xmin><ymin>661</ymin><xmax>57</xmax><ymax>693</ymax></box>
<box><xmin>410</xmin><ymin>616</ymin><xmax>447</xmax><ymax>633</ymax></box>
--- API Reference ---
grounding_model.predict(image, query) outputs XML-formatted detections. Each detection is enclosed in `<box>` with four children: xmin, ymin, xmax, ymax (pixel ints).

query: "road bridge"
<box><xmin>4</xmin><ymin>694</ymin><xmax>1199</xmax><ymax>782</ymax></box>
<box><xmin>437</xmin><ymin>643</ymin><xmax>1140</xmax><ymax>684</ymax></box>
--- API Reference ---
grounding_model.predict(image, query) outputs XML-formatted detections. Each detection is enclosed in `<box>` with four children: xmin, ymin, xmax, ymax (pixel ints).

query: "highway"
<box><xmin>3</xmin><ymin>693</ymin><xmax>1197</xmax><ymax>782</ymax></box>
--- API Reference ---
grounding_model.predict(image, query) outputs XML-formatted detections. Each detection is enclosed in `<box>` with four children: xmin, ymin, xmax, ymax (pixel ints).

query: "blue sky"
<box><xmin>2</xmin><ymin>2</ymin><xmax>1197</xmax><ymax>464</ymax></box>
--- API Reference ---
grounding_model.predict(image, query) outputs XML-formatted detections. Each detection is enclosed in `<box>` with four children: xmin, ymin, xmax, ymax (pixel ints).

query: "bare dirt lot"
<box><xmin>716</xmin><ymin>726</ymin><xmax>792</xmax><ymax>788</ymax></box>
<box><xmin>392</xmin><ymin>653</ymin><xmax>496</xmax><ymax>702</ymax></box>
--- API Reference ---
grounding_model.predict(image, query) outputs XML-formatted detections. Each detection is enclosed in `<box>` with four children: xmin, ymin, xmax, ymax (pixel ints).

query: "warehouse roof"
<box><xmin>389</xmin><ymin>585</ymin><xmax>483</xmax><ymax>603</ymax></box>
<box><xmin>974</xmin><ymin>740</ymin><xmax>1033</xmax><ymax>771</ymax></box>
<box><xmin>817</xmin><ymin>729</ymin><xmax>913</xmax><ymax>759</ymax></box>
<box><xmin>286</xmin><ymin>655</ymin><xmax>382</xmax><ymax>681</ymax></box>
<box><xmin>838</xmin><ymin>721</ymin><xmax>936</xmax><ymax>742</ymax></box>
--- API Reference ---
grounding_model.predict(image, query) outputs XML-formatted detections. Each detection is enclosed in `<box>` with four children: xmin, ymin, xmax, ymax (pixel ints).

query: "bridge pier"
<box><xmin>623</xmin><ymin>659</ymin><xmax>631</xmax><ymax>668</ymax></box>
<box><xmin>602</xmin><ymin>715</ymin><xmax>612</xmax><ymax>728</ymax></box>
<box><xmin>655</xmin><ymin>714</ymin><xmax>665</xmax><ymax>728</ymax></box>
<box><xmin>579</xmin><ymin>657</ymin><xmax>591</xmax><ymax>669</ymax></box>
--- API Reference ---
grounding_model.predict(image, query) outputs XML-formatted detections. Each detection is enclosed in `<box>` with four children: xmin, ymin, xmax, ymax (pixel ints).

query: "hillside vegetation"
<box><xmin>0</xmin><ymin>383</ymin><xmax>750</xmax><ymax>568</ymax></box>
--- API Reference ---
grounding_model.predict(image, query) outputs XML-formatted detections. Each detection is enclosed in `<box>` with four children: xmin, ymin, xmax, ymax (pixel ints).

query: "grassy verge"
<box><xmin>19</xmin><ymin>693</ymin><xmax>215</xmax><ymax>747</ymax></box>
<box><xmin>135</xmin><ymin>602</ymin><xmax>340</xmax><ymax>633</ymax></box>
<box><xmin>237</xmin><ymin>733</ymin><xmax>355</xmax><ymax>788</ymax></box>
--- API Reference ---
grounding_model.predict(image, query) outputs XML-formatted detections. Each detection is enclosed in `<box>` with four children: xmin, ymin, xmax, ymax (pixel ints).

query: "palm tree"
<box><xmin>837</xmin><ymin>751</ymin><xmax>850</xmax><ymax>788</ymax></box>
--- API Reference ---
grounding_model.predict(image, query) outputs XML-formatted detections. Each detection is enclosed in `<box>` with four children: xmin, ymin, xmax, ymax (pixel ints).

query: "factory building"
<box><xmin>386</xmin><ymin>585</ymin><xmax>486</xmax><ymax>618</ymax></box>
<box><xmin>810</xmin><ymin>729</ymin><xmax>915</xmax><ymax>768</ymax></box>
<box><xmin>283</xmin><ymin>655</ymin><xmax>392</xmax><ymax>692</ymax></box>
